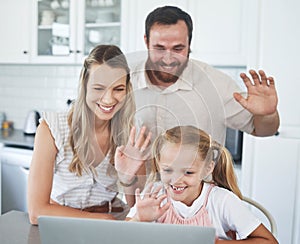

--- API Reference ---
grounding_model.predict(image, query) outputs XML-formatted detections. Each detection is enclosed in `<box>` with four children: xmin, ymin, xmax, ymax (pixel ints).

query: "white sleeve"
<box><xmin>220</xmin><ymin>192</ymin><xmax>261</xmax><ymax>239</ymax></box>
<box><xmin>42</xmin><ymin>111</ymin><xmax>68</xmax><ymax>165</ymax></box>
<box><xmin>42</xmin><ymin>111</ymin><xmax>63</xmax><ymax>151</ymax></box>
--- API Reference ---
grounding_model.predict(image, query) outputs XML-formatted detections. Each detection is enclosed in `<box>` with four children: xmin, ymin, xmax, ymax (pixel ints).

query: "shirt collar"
<box><xmin>133</xmin><ymin>60</ymin><xmax>195</xmax><ymax>92</ymax></box>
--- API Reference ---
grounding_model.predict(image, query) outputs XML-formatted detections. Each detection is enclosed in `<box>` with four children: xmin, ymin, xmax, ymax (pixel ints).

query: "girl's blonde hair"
<box><xmin>149</xmin><ymin>125</ymin><xmax>242</xmax><ymax>199</ymax></box>
<box><xmin>68</xmin><ymin>45</ymin><xmax>135</xmax><ymax>176</ymax></box>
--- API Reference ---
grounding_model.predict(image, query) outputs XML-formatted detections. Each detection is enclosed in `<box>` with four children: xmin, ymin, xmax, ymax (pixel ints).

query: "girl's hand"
<box><xmin>114</xmin><ymin>126</ymin><xmax>151</xmax><ymax>184</ymax></box>
<box><xmin>134</xmin><ymin>184</ymin><xmax>171</xmax><ymax>222</ymax></box>
<box><xmin>233</xmin><ymin>70</ymin><xmax>278</xmax><ymax>116</ymax></box>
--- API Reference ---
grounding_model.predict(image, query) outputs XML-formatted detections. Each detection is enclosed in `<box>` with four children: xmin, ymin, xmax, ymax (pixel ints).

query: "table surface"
<box><xmin>0</xmin><ymin>211</ymin><xmax>40</xmax><ymax>244</ymax></box>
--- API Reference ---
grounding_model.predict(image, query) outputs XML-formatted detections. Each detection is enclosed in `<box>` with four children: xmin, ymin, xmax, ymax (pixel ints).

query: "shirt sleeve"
<box><xmin>220</xmin><ymin>192</ymin><xmax>261</xmax><ymax>239</ymax></box>
<box><xmin>42</xmin><ymin>111</ymin><xmax>67</xmax><ymax>165</ymax></box>
<box><xmin>205</xmin><ymin>64</ymin><xmax>254</xmax><ymax>134</ymax></box>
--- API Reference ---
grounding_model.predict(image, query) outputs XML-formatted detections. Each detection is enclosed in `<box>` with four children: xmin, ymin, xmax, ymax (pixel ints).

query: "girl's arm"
<box><xmin>27</xmin><ymin>121</ymin><xmax>115</xmax><ymax>225</ymax></box>
<box><xmin>215</xmin><ymin>224</ymin><xmax>278</xmax><ymax>244</ymax></box>
<box><xmin>214</xmin><ymin>191</ymin><xmax>278</xmax><ymax>244</ymax></box>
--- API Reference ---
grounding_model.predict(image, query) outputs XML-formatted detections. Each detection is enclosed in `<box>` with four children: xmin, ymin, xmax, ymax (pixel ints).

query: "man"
<box><xmin>129</xmin><ymin>5</ymin><xmax>279</xmax><ymax>145</ymax></box>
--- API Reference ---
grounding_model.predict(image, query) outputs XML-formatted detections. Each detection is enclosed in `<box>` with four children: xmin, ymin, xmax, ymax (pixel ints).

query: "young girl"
<box><xmin>28</xmin><ymin>45</ymin><xmax>150</xmax><ymax>225</ymax></box>
<box><xmin>127</xmin><ymin>125</ymin><xmax>278</xmax><ymax>243</ymax></box>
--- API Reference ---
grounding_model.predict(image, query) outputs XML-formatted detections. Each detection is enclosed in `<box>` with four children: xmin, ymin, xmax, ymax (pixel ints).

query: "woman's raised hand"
<box><xmin>114</xmin><ymin>126</ymin><xmax>151</xmax><ymax>185</ymax></box>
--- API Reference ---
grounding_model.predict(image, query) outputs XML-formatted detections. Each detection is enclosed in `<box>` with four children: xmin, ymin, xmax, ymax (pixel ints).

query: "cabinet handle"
<box><xmin>69</xmin><ymin>50</ymin><xmax>81</xmax><ymax>54</ymax></box>
<box><xmin>23</xmin><ymin>51</ymin><xmax>28</xmax><ymax>54</ymax></box>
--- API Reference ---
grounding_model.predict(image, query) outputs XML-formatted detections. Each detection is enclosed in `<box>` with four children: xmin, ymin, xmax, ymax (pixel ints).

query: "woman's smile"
<box><xmin>97</xmin><ymin>103</ymin><xmax>116</xmax><ymax>113</ymax></box>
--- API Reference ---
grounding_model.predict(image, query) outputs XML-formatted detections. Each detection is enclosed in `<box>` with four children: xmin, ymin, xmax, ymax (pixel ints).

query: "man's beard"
<box><xmin>146</xmin><ymin>56</ymin><xmax>189</xmax><ymax>84</ymax></box>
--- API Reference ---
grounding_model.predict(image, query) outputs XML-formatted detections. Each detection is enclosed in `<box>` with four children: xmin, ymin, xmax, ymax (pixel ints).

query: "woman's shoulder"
<box><xmin>42</xmin><ymin>111</ymin><xmax>69</xmax><ymax>129</ymax></box>
<box><xmin>41</xmin><ymin>111</ymin><xmax>70</xmax><ymax>147</ymax></box>
<box><xmin>42</xmin><ymin>111</ymin><xmax>68</xmax><ymax>122</ymax></box>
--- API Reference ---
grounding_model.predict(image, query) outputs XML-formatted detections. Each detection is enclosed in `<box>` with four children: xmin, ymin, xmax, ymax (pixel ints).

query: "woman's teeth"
<box><xmin>99</xmin><ymin>104</ymin><xmax>114</xmax><ymax>112</ymax></box>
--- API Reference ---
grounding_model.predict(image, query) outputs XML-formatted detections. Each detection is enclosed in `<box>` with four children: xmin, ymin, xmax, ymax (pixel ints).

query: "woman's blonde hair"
<box><xmin>149</xmin><ymin>125</ymin><xmax>242</xmax><ymax>199</ymax></box>
<box><xmin>68</xmin><ymin>45</ymin><xmax>135</xmax><ymax>176</ymax></box>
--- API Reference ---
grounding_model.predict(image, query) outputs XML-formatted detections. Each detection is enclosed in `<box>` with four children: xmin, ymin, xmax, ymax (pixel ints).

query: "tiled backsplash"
<box><xmin>0</xmin><ymin>65</ymin><xmax>81</xmax><ymax>129</ymax></box>
<box><xmin>0</xmin><ymin>64</ymin><xmax>245</xmax><ymax>130</ymax></box>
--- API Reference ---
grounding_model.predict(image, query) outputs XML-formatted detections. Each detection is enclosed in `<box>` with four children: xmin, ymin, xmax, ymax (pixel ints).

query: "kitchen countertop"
<box><xmin>0</xmin><ymin>129</ymin><xmax>35</xmax><ymax>149</ymax></box>
<box><xmin>0</xmin><ymin>211</ymin><xmax>40</xmax><ymax>244</ymax></box>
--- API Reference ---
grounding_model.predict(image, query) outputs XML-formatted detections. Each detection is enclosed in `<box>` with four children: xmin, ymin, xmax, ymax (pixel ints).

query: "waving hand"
<box><xmin>233</xmin><ymin>70</ymin><xmax>278</xmax><ymax>116</ymax></box>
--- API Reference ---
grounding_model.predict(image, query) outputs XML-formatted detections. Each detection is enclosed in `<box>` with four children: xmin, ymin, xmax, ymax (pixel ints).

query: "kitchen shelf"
<box><xmin>85</xmin><ymin>22</ymin><xmax>120</xmax><ymax>28</ymax></box>
<box><xmin>38</xmin><ymin>25</ymin><xmax>52</xmax><ymax>30</ymax></box>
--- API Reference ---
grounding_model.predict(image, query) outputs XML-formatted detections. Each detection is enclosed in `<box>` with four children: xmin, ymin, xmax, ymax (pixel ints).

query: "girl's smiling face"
<box><xmin>86</xmin><ymin>63</ymin><xmax>127</xmax><ymax>121</ymax></box>
<box><xmin>158</xmin><ymin>142</ymin><xmax>213</xmax><ymax>206</ymax></box>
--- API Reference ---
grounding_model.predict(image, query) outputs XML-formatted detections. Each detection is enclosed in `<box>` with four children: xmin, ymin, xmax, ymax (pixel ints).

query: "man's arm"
<box><xmin>252</xmin><ymin>110</ymin><xmax>280</xmax><ymax>136</ymax></box>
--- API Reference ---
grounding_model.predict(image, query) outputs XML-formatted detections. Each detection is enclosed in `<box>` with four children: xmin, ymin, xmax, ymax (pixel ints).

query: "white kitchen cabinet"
<box><xmin>187</xmin><ymin>0</ymin><xmax>253</xmax><ymax>66</ymax></box>
<box><xmin>1</xmin><ymin>0</ymin><xmax>256</xmax><ymax>65</ymax></box>
<box><xmin>241</xmin><ymin>132</ymin><xmax>300</xmax><ymax>243</ymax></box>
<box><xmin>0</xmin><ymin>0</ymin><xmax>32</xmax><ymax>63</ymax></box>
<box><xmin>31</xmin><ymin>0</ymin><xmax>122</xmax><ymax>64</ymax></box>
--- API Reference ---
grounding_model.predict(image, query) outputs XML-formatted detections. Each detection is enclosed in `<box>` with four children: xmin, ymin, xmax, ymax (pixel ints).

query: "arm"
<box><xmin>27</xmin><ymin>121</ymin><xmax>115</xmax><ymax>225</ymax></box>
<box><xmin>233</xmin><ymin>70</ymin><xmax>280</xmax><ymax>136</ymax></box>
<box><xmin>114</xmin><ymin>126</ymin><xmax>151</xmax><ymax>207</ymax></box>
<box><xmin>252</xmin><ymin>111</ymin><xmax>279</xmax><ymax>137</ymax></box>
<box><xmin>213</xmin><ymin>191</ymin><xmax>278</xmax><ymax>244</ymax></box>
<box><xmin>215</xmin><ymin>224</ymin><xmax>278</xmax><ymax>244</ymax></box>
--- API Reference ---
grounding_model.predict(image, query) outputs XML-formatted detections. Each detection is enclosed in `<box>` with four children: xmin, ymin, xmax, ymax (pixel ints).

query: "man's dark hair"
<box><xmin>145</xmin><ymin>6</ymin><xmax>193</xmax><ymax>46</ymax></box>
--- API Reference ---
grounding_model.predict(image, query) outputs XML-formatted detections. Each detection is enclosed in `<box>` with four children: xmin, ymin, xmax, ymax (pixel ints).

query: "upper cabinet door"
<box><xmin>0</xmin><ymin>0</ymin><xmax>31</xmax><ymax>63</ymax></box>
<box><xmin>30</xmin><ymin>0</ymin><xmax>78</xmax><ymax>63</ymax></box>
<box><xmin>82</xmin><ymin>0</ymin><xmax>122</xmax><ymax>60</ymax></box>
<box><xmin>188</xmin><ymin>0</ymin><xmax>251</xmax><ymax>66</ymax></box>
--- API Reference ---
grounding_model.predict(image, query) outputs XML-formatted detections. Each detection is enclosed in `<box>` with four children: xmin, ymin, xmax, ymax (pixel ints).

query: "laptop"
<box><xmin>38</xmin><ymin>216</ymin><xmax>216</xmax><ymax>244</ymax></box>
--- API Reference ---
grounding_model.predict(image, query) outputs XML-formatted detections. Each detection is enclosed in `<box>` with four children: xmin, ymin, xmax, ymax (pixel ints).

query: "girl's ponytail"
<box><xmin>211</xmin><ymin>145</ymin><xmax>242</xmax><ymax>199</ymax></box>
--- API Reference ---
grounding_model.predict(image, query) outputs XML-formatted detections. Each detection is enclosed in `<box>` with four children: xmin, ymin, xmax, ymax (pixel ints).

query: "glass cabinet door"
<box><xmin>34</xmin><ymin>0</ymin><xmax>121</xmax><ymax>63</ymax></box>
<box><xmin>37</xmin><ymin>0</ymin><xmax>71</xmax><ymax>57</ymax></box>
<box><xmin>84</xmin><ymin>0</ymin><xmax>121</xmax><ymax>56</ymax></box>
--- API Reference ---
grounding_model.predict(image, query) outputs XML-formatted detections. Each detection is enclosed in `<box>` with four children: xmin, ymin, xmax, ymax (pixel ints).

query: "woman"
<box><xmin>28</xmin><ymin>45</ymin><xmax>150</xmax><ymax>225</ymax></box>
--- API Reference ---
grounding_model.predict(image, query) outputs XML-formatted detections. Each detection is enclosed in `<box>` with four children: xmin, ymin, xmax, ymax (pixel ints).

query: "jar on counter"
<box><xmin>0</xmin><ymin>112</ymin><xmax>7</xmax><ymax>128</ymax></box>
<box><xmin>2</xmin><ymin>121</ymin><xmax>14</xmax><ymax>130</ymax></box>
